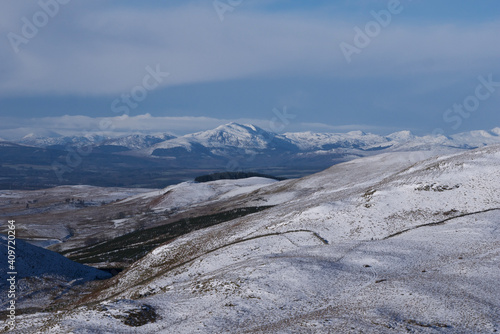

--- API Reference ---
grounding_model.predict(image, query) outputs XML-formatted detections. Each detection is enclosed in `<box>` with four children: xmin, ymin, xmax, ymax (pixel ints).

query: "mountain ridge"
<box><xmin>3</xmin><ymin>123</ymin><xmax>500</xmax><ymax>190</ymax></box>
<box><xmin>9</xmin><ymin>123</ymin><xmax>500</xmax><ymax>154</ymax></box>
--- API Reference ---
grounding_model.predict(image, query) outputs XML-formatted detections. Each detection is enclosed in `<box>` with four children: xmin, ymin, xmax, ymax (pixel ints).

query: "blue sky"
<box><xmin>1</xmin><ymin>0</ymin><xmax>499</xmax><ymax>138</ymax></box>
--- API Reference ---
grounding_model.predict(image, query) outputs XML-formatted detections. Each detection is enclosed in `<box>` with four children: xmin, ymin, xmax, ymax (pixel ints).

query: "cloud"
<box><xmin>294</xmin><ymin>122</ymin><xmax>397</xmax><ymax>133</ymax></box>
<box><xmin>0</xmin><ymin>3</ymin><xmax>337</xmax><ymax>96</ymax></box>
<box><xmin>1</xmin><ymin>1</ymin><xmax>499</xmax><ymax>97</ymax></box>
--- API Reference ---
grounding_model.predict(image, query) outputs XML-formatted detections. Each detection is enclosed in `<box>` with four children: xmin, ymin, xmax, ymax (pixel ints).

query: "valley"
<box><xmin>1</xmin><ymin>144</ymin><xmax>499</xmax><ymax>333</ymax></box>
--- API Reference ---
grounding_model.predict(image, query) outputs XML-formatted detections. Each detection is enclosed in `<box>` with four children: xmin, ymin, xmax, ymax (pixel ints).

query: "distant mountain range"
<box><xmin>8</xmin><ymin>122</ymin><xmax>500</xmax><ymax>157</ymax></box>
<box><xmin>16</xmin><ymin>132</ymin><xmax>175</xmax><ymax>150</ymax></box>
<box><xmin>1</xmin><ymin>123</ymin><xmax>499</xmax><ymax>189</ymax></box>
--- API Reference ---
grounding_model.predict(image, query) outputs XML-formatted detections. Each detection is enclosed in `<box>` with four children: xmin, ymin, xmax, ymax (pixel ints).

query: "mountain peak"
<box><xmin>491</xmin><ymin>127</ymin><xmax>500</xmax><ymax>136</ymax></box>
<box><xmin>22</xmin><ymin>133</ymin><xmax>35</xmax><ymax>139</ymax></box>
<box><xmin>387</xmin><ymin>130</ymin><xmax>414</xmax><ymax>141</ymax></box>
<box><xmin>190</xmin><ymin>123</ymin><xmax>274</xmax><ymax>149</ymax></box>
<box><xmin>218</xmin><ymin>122</ymin><xmax>261</xmax><ymax>133</ymax></box>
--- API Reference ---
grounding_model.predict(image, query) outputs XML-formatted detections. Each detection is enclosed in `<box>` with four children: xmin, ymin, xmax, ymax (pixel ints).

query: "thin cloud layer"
<box><xmin>1</xmin><ymin>1</ymin><xmax>499</xmax><ymax>134</ymax></box>
<box><xmin>1</xmin><ymin>2</ymin><xmax>499</xmax><ymax>96</ymax></box>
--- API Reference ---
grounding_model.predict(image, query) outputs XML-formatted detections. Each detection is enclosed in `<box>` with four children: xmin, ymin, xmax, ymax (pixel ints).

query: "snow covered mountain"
<box><xmin>145</xmin><ymin>123</ymin><xmax>500</xmax><ymax>160</ymax></box>
<box><xmin>16</xmin><ymin>132</ymin><xmax>176</xmax><ymax>150</ymax></box>
<box><xmin>101</xmin><ymin>133</ymin><xmax>176</xmax><ymax>150</ymax></box>
<box><xmin>9</xmin><ymin>123</ymin><xmax>500</xmax><ymax>165</ymax></box>
<box><xmin>19</xmin><ymin>132</ymin><xmax>109</xmax><ymax>148</ymax></box>
<box><xmin>284</xmin><ymin>127</ymin><xmax>500</xmax><ymax>153</ymax></box>
<box><xmin>450</xmin><ymin>129</ymin><xmax>500</xmax><ymax>148</ymax></box>
<box><xmin>14</xmin><ymin>145</ymin><xmax>500</xmax><ymax>333</ymax></box>
<box><xmin>3</xmin><ymin>123</ymin><xmax>500</xmax><ymax>190</ymax></box>
<box><xmin>146</xmin><ymin>122</ymin><xmax>296</xmax><ymax>157</ymax></box>
<box><xmin>283</xmin><ymin>129</ymin><xmax>389</xmax><ymax>151</ymax></box>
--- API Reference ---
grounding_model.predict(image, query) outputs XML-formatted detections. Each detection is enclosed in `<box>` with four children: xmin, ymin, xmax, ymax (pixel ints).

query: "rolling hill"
<box><xmin>9</xmin><ymin>145</ymin><xmax>500</xmax><ymax>333</ymax></box>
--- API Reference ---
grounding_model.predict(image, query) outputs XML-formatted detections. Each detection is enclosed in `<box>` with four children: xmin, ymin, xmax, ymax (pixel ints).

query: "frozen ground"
<box><xmin>0</xmin><ymin>186</ymin><xmax>155</xmax><ymax>252</ymax></box>
<box><xmin>32</xmin><ymin>210</ymin><xmax>498</xmax><ymax>333</ymax></box>
<box><xmin>134</xmin><ymin>177</ymin><xmax>278</xmax><ymax>212</ymax></box>
<box><xmin>4</xmin><ymin>145</ymin><xmax>500</xmax><ymax>333</ymax></box>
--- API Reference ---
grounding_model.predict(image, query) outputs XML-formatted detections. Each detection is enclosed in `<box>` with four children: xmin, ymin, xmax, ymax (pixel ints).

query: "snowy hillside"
<box><xmin>0</xmin><ymin>185</ymin><xmax>154</xmax><ymax>251</ymax></box>
<box><xmin>0</xmin><ymin>235</ymin><xmax>110</xmax><ymax>283</ymax></box>
<box><xmin>450</xmin><ymin>128</ymin><xmax>500</xmax><ymax>148</ymax></box>
<box><xmin>13</xmin><ymin>145</ymin><xmax>500</xmax><ymax>333</ymax></box>
<box><xmin>124</xmin><ymin>177</ymin><xmax>278</xmax><ymax>212</ymax></box>
<box><xmin>0</xmin><ymin>235</ymin><xmax>111</xmax><ymax>311</ymax></box>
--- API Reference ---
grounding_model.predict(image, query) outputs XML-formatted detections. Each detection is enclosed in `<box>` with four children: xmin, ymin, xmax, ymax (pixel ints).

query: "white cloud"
<box><xmin>295</xmin><ymin>122</ymin><xmax>396</xmax><ymax>133</ymax></box>
<box><xmin>1</xmin><ymin>2</ymin><xmax>499</xmax><ymax>97</ymax></box>
<box><xmin>0</xmin><ymin>3</ymin><xmax>338</xmax><ymax>96</ymax></box>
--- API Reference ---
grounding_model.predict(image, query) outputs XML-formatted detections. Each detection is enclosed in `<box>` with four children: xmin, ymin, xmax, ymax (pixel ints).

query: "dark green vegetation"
<box><xmin>194</xmin><ymin>172</ymin><xmax>286</xmax><ymax>183</ymax></box>
<box><xmin>63</xmin><ymin>206</ymin><xmax>273</xmax><ymax>266</ymax></box>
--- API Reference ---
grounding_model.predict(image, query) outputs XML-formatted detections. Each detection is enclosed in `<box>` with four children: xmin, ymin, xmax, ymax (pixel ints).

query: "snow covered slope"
<box><xmin>0</xmin><ymin>185</ymin><xmax>154</xmax><ymax>251</ymax></box>
<box><xmin>450</xmin><ymin>128</ymin><xmax>500</xmax><ymax>148</ymax></box>
<box><xmin>283</xmin><ymin>130</ymin><xmax>389</xmax><ymax>150</ymax></box>
<box><xmin>16</xmin><ymin>145</ymin><xmax>500</xmax><ymax>333</ymax></box>
<box><xmin>0</xmin><ymin>235</ymin><xmax>111</xmax><ymax>311</ymax></box>
<box><xmin>101</xmin><ymin>133</ymin><xmax>176</xmax><ymax>150</ymax></box>
<box><xmin>0</xmin><ymin>235</ymin><xmax>111</xmax><ymax>283</ymax></box>
<box><xmin>19</xmin><ymin>132</ymin><xmax>108</xmax><ymax>148</ymax></box>
<box><xmin>124</xmin><ymin>177</ymin><xmax>278</xmax><ymax>212</ymax></box>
